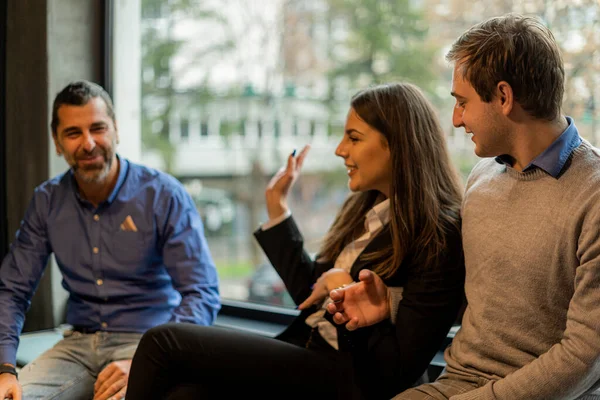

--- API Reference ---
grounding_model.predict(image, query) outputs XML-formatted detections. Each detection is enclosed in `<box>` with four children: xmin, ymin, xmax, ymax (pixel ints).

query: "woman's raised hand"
<box><xmin>265</xmin><ymin>145</ymin><xmax>311</xmax><ymax>220</ymax></box>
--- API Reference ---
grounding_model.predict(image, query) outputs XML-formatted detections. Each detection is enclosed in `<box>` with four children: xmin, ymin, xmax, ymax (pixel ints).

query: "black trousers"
<box><xmin>126</xmin><ymin>322</ymin><xmax>357</xmax><ymax>400</ymax></box>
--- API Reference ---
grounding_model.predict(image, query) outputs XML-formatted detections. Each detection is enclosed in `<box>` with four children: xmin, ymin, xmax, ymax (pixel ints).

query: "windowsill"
<box><xmin>17</xmin><ymin>300</ymin><xmax>457</xmax><ymax>377</ymax></box>
<box><xmin>215</xmin><ymin>299</ymin><xmax>298</xmax><ymax>337</ymax></box>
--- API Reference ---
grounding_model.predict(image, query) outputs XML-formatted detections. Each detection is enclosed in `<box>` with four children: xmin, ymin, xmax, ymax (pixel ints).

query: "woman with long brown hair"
<box><xmin>126</xmin><ymin>82</ymin><xmax>465</xmax><ymax>400</ymax></box>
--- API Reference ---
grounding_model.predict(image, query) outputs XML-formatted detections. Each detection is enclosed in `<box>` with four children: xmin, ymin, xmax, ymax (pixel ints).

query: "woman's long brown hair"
<box><xmin>318</xmin><ymin>82</ymin><xmax>463</xmax><ymax>279</ymax></box>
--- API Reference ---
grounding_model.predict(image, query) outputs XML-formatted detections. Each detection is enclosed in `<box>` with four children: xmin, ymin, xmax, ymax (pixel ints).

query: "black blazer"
<box><xmin>254</xmin><ymin>216</ymin><xmax>465</xmax><ymax>400</ymax></box>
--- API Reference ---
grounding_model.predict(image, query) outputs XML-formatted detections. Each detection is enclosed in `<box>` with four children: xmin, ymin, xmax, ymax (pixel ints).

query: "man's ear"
<box><xmin>114</xmin><ymin>121</ymin><xmax>119</xmax><ymax>144</ymax></box>
<box><xmin>496</xmin><ymin>81</ymin><xmax>514</xmax><ymax>116</ymax></box>
<box><xmin>52</xmin><ymin>133</ymin><xmax>62</xmax><ymax>156</ymax></box>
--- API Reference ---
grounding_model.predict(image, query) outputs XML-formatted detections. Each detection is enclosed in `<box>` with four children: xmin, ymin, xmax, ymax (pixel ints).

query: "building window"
<box><xmin>180</xmin><ymin>119</ymin><xmax>189</xmax><ymax>140</ymax></box>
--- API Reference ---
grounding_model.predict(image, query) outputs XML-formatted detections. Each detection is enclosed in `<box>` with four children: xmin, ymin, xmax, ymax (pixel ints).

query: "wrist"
<box><xmin>267</xmin><ymin>202</ymin><xmax>288</xmax><ymax>220</ymax></box>
<box><xmin>0</xmin><ymin>364</ymin><xmax>18</xmax><ymax>379</ymax></box>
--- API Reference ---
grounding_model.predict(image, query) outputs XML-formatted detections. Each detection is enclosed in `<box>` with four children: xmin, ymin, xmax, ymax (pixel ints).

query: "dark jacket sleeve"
<box><xmin>339</xmin><ymin>221</ymin><xmax>466</xmax><ymax>399</ymax></box>
<box><xmin>254</xmin><ymin>217</ymin><xmax>331</xmax><ymax>306</ymax></box>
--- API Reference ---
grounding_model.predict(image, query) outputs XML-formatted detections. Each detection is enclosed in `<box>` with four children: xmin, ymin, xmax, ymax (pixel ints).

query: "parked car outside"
<box><xmin>182</xmin><ymin>179</ymin><xmax>236</xmax><ymax>236</ymax></box>
<box><xmin>246</xmin><ymin>262</ymin><xmax>295</xmax><ymax>308</ymax></box>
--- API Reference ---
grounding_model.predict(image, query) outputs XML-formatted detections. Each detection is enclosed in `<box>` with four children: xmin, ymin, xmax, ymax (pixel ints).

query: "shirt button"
<box><xmin>96</xmin><ymin>279</ymin><xmax>103</xmax><ymax>286</ymax></box>
<box><xmin>101</xmin><ymin>322</ymin><xmax>108</xmax><ymax>328</ymax></box>
<box><xmin>93</xmin><ymin>247</ymin><xmax>99</xmax><ymax>254</ymax></box>
<box><xmin>93</xmin><ymin>214</ymin><xmax>100</xmax><ymax>221</ymax></box>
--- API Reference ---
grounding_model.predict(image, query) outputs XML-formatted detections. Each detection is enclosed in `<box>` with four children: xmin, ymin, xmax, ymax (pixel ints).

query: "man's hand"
<box><xmin>326</xmin><ymin>269</ymin><xmax>391</xmax><ymax>331</ymax></box>
<box><xmin>93</xmin><ymin>359</ymin><xmax>131</xmax><ymax>400</ymax></box>
<box><xmin>298</xmin><ymin>268</ymin><xmax>354</xmax><ymax>310</ymax></box>
<box><xmin>0</xmin><ymin>372</ymin><xmax>21</xmax><ymax>400</ymax></box>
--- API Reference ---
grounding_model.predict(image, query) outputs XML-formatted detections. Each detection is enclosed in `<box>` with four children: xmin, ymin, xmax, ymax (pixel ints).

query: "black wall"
<box><xmin>0</xmin><ymin>0</ymin><xmax>7</xmax><ymax>261</ymax></box>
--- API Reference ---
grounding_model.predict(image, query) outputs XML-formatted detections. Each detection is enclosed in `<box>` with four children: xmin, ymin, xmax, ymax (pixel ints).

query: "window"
<box><xmin>180</xmin><ymin>118</ymin><xmax>189</xmax><ymax>140</ymax></box>
<box><xmin>111</xmin><ymin>0</ymin><xmax>600</xmax><ymax>310</ymax></box>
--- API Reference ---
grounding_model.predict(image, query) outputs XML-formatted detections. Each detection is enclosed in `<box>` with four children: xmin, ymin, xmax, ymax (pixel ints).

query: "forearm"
<box><xmin>452</xmin><ymin>261</ymin><xmax>600</xmax><ymax>399</ymax></box>
<box><xmin>254</xmin><ymin>217</ymin><xmax>321</xmax><ymax>304</ymax></box>
<box><xmin>0</xmin><ymin>294</ymin><xmax>25</xmax><ymax>366</ymax></box>
<box><xmin>170</xmin><ymin>284</ymin><xmax>220</xmax><ymax>325</ymax></box>
<box><xmin>0</xmin><ymin>258</ymin><xmax>43</xmax><ymax>366</ymax></box>
<box><xmin>451</xmin><ymin>338</ymin><xmax>600</xmax><ymax>400</ymax></box>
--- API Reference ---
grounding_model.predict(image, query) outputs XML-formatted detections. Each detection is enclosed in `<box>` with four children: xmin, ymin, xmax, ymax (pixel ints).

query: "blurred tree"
<box><xmin>325</xmin><ymin>0</ymin><xmax>439</xmax><ymax>99</ymax></box>
<box><xmin>141</xmin><ymin>0</ymin><xmax>233</xmax><ymax>172</ymax></box>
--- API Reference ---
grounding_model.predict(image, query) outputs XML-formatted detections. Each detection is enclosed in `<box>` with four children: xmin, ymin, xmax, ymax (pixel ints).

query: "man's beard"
<box><xmin>72</xmin><ymin>147</ymin><xmax>114</xmax><ymax>184</ymax></box>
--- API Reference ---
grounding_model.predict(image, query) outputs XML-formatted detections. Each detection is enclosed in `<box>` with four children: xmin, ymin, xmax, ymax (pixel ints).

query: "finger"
<box><xmin>107</xmin><ymin>386</ymin><xmax>127</xmax><ymax>400</ymax></box>
<box><xmin>329</xmin><ymin>288</ymin><xmax>345</xmax><ymax>303</ymax></box>
<box><xmin>266</xmin><ymin>167</ymin><xmax>289</xmax><ymax>190</ymax></box>
<box><xmin>297</xmin><ymin>294</ymin><xmax>315</xmax><ymax>310</ymax></box>
<box><xmin>286</xmin><ymin>151</ymin><xmax>297</xmax><ymax>175</ymax></box>
<box><xmin>295</xmin><ymin>144</ymin><xmax>311</xmax><ymax>169</ymax></box>
<box><xmin>95</xmin><ymin>370</ymin><xmax>121</xmax><ymax>399</ymax></box>
<box><xmin>358</xmin><ymin>269</ymin><xmax>375</xmax><ymax>284</ymax></box>
<box><xmin>95</xmin><ymin>377</ymin><xmax>127</xmax><ymax>400</ymax></box>
<box><xmin>345</xmin><ymin>317</ymin><xmax>360</xmax><ymax>331</ymax></box>
<box><xmin>333</xmin><ymin>311</ymin><xmax>349</xmax><ymax>325</ymax></box>
<box><xmin>326</xmin><ymin>301</ymin><xmax>341</xmax><ymax>315</ymax></box>
<box><xmin>95</xmin><ymin>365</ymin><xmax>115</xmax><ymax>393</ymax></box>
<box><xmin>11</xmin><ymin>384</ymin><xmax>23</xmax><ymax>400</ymax></box>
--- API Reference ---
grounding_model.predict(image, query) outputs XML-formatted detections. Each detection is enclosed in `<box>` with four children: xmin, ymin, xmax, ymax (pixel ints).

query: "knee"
<box><xmin>137</xmin><ymin>323</ymin><xmax>180</xmax><ymax>353</ymax></box>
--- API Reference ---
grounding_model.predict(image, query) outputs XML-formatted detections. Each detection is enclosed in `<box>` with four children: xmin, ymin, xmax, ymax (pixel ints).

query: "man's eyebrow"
<box><xmin>450</xmin><ymin>92</ymin><xmax>467</xmax><ymax>100</ymax></box>
<box><xmin>61</xmin><ymin>126</ymin><xmax>80</xmax><ymax>135</ymax></box>
<box><xmin>90</xmin><ymin>121</ymin><xmax>108</xmax><ymax>128</ymax></box>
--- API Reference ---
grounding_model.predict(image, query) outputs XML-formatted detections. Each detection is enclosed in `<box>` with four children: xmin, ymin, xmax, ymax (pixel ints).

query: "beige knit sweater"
<box><xmin>446</xmin><ymin>141</ymin><xmax>600</xmax><ymax>400</ymax></box>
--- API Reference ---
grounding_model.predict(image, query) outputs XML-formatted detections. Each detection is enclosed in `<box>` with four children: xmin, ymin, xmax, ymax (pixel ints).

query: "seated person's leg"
<box><xmin>19</xmin><ymin>332</ymin><xmax>96</xmax><ymax>400</ymax></box>
<box><xmin>93</xmin><ymin>332</ymin><xmax>143</xmax><ymax>399</ymax></box>
<box><xmin>127</xmin><ymin>322</ymin><xmax>350</xmax><ymax>400</ymax></box>
<box><xmin>393</xmin><ymin>373</ymin><xmax>483</xmax><ymax>400</ymax></box>
<box><xmin>104</xmin><ymin>332</ymin><xmax>143</xmax><ymax>362</ymax></box>
<box><xmin>165</xmin><ymin>383</ymin><xmax>209</xmax><ymax>400</ymax></box>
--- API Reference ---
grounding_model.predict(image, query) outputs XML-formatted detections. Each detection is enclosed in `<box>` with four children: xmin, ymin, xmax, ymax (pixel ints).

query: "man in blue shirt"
<box><xmin>0</xmin><ymin>81</ymin><xmax>221</xmax><ymax>400</ymax></box>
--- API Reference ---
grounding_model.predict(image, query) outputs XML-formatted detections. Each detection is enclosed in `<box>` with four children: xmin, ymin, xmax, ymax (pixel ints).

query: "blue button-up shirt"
<box><xmin>0</xmin><ymin>157</ymin><xmax>220</xmax><ymax>365</ymax></box>
<box><xmin>495</xmin><ymin>117</ymin><xmax>582</xmax><ymax>177</ymax></box>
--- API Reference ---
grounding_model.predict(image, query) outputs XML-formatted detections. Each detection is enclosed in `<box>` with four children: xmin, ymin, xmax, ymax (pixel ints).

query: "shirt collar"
<box><xmin>106</xmin><ymin>154</ymin><xmax>128</xmax><ymax>203</ymax></box>
<box><xmin>495</xmin><ymin>117</ymin><xmax>581</xmax><ymax>178</ymax></box>
<box><xmin>364</xmin><ymin>198</ymin><xmax>391</xmax><ymax>234</ymax></box>
<box><xmin>71</xmin><ymin>154</ymin><xmax>129</xmax><ymax>206</ymax></box>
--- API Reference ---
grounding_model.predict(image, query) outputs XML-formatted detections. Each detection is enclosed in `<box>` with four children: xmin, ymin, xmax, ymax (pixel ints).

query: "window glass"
<box><xmin>137</xmin><ymin>0</ymin><xmax>600</xmax><ymax>308</ymax></box>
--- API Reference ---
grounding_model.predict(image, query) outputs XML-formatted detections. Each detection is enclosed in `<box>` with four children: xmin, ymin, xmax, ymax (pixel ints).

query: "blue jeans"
<box><xmin>19</xmin><ymin>330</ymin><xmax>142</xmax><ymax>400</ymax></box>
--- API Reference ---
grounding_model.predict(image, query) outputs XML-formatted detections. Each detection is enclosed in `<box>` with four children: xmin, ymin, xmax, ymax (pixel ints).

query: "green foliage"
<box><xmin>326</xmin><ymin>0</ymin><xmax>438</xmax><ymax>96</ymax></box>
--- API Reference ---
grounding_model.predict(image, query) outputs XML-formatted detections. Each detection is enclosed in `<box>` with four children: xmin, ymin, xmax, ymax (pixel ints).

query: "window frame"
<box><xmin>0</xmin><ymin>0</ymin><xmax>7</xmax><ymax>261</ymax></box>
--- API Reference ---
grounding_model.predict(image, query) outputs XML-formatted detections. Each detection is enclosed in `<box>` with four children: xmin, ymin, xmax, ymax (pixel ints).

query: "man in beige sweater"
<box><xmin>327</xmin><ymin>13</ymin><xmax>600</xmax><ymax>400</ymax></box>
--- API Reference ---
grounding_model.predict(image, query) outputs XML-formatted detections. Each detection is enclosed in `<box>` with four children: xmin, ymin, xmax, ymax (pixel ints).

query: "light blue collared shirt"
<box><xmin>495</xmin><ymin>117</ymin><xmax>581</xmax><ymax>178</ymax></box>
<box><xmin>0</xmin><ymin>156</ymin><xmax>221</xmax><ymax>365</ymax></box>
